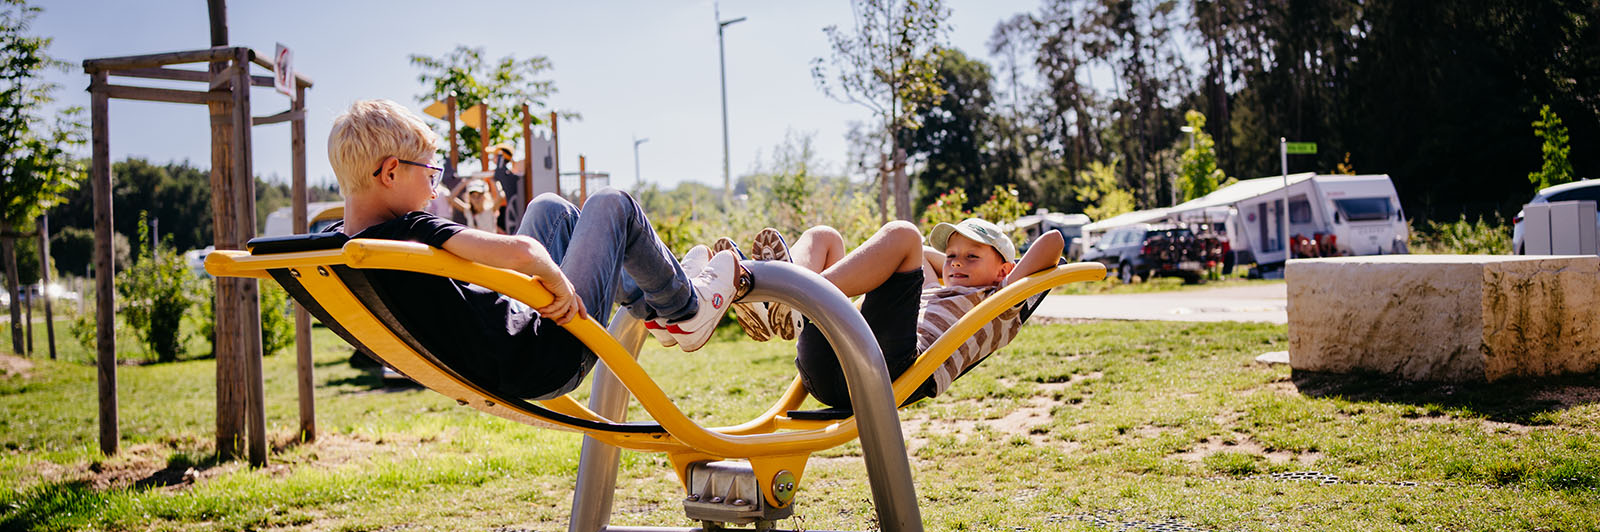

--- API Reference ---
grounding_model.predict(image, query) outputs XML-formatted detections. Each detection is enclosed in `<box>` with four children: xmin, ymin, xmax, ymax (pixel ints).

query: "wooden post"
<box><xmin>550</xmin><ymin>111</ymin><xmax>560</xmax><ymax>195</ymax></box>
<box><xmin>23</xmin><ymin>276</ymin><xmax>32</xmax><ymax>354</ymax></box>
<box><xmin>208</xmin><ymin>53</ymin><xmax>245</xmax><ymax>462</ymax></box>
<box><xmin>446</xmin><ymin>95</ymin><xmax>458</xmax><ymax>175</ymax></box>
<box><xmin>38</xmin><ymin>214</ymin><xmax>56</xmax><ymax>360</ymax></box>
<box><xmin>578</xmin><ymin>155</ymin><xmax>587</xmax><ymax>206</ymax></box>
<box><xmin>230</xmin><ymin>48</ymin><xmax>268</xmax><ymax>468</ymax></box>
<box><xmin>478</xmin><ymin>103</ymin><xmax>490</xmax><ymax>173</ymax></box>
<box><xmin>521</xmin><ymin>103</ymin><xmax>532</xmax><ymax>203</ymax></box>
<box><xmin>2</xmin><ymin>223</ymin><xmax>21</xmax><ymax>355</ymax></box>
<box><xmin>89</xmin><ymin>70</ymin><xmax>117</xmax><ymax>457</ymax></box>
<box><xmin>290</xmin><ymin>82</ymin><xmax>314</xmax><ymax>443</ymax></box>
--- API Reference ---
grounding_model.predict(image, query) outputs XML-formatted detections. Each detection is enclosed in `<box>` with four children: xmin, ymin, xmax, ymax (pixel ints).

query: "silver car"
<box><xmin>1512</xmin><ymin>179</ymin><xmax>1600</xmax><ymax>254</ymax></box>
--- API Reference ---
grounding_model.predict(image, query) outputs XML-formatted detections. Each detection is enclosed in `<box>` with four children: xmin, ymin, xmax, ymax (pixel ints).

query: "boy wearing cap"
<box><xmin>723</xmin><ymin>218</ymin><xmax>1062</xmax><ymax>408</ymax></box>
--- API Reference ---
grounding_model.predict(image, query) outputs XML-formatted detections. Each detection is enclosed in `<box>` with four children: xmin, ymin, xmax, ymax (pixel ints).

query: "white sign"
<box><xmin>273</xmin><ymin>43</ymin><xmax>294</xmax><ymax>100</ymax></box>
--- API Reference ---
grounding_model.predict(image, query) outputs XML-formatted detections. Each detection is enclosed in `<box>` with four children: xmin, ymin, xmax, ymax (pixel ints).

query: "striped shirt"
<box><xmin>914</xmin><ymin>284</ymin><xmax>1024</xmax><ymax>397</ymax></box>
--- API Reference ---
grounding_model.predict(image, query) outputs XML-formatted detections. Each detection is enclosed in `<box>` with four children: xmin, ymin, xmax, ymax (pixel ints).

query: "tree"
<box><xmin>1177</xmin><ymin>109</ymin><xmax>1228</xmax><ymax>200</ymax></box>
<box><xmin>812</xmin><ymin>0</ymin><xmax>950</xmax><ymax>222</ymax></box>
<box><xmin>410</xmin><ymin>45</ymin><xmax>565</xmax><ymax>162</ymax></box>
<box><xmin>1074</xmin><ymin>159</ymin><xmax>1135</xmax><ymax>221</ymax></box>
<box><xmin>1528</xmin><ymin>104</ymin><xmax>1575</xmax><ymax>190</ymax></box>
<box><xmin>0</xmin><ymin>0</ymin><xmax>85</xmax><ymax>354</ymax></box>
<box><xmin>905</xmin><ymin>48</ymin><xmax>998</xmax><ymax>216</ymax></box>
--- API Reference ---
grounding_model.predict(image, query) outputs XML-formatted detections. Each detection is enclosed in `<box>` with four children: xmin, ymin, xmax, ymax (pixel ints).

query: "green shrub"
<box><xmin>1410</xmin><ymin>213</ymin><xmax>1511</xmax><ymax>255</ymax></box>
<box><xmin>116</xmin><ymin>212</ymin><xmax>197</xmax><ymax>362</ymax></box>
<box><xmin>196</xmin><ymin>278</ymin><xmax>297</xmax><ymax>357</ymax></box>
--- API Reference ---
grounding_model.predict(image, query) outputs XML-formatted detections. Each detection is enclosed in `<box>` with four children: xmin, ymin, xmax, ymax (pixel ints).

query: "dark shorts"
<box><xmin>796</xmin><ymin>269</ymin><xmax>934</xmax><ymax>408</ymax></box>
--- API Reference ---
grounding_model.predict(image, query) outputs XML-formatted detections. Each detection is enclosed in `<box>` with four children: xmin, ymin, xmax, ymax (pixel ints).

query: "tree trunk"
<box><xmin>877</xmin><ymin>152</ymin><xmax>889</xmax><ymax>225</ymax></box>
<box><xmin>893</xmin><ymin>147</ymin><xmax>911</xmax><ymax>221</ymax></box>
<box><xmin>1</xmin><ymin>225</ymin><xmax>21</xmax><ymax>356</ymax></box>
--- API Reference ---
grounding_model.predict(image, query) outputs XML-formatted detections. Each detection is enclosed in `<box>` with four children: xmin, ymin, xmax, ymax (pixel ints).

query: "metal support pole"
<box><xmin>568</xmin><ymin>315</ymin><xmax>648</xmax><ymax>532</ymax></box>
<box><xmin>1280</xmin><ymin>137</ymin><xmax>1289</xmax><ymax>264</ymax></box>
<box><xmin>633</xmin><ymin>136</ymin><xmax>649</xmax><ymax>187</ymax></box>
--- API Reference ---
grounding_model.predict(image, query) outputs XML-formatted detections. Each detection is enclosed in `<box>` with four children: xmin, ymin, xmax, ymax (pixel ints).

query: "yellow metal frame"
<box><xmin>206</xmin><ymin>239</ymin><xmax>1104</xmax><ymax>506</ymax></box>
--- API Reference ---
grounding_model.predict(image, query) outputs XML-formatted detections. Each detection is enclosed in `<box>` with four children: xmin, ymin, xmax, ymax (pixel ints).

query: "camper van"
<box><xmin>1172</xmin><ymin>173</ymin><xmax>1409</xmax><ymax>267</ymax></box>
<box><xmin>1013</xmin><ymin>210</ymin><xmax>1090</xmax><ymax>255</ymax></box>
<box><xmin>262</xmin><ymin>201</ymin><xmax>344</xmax><ymax>238</ymax></box>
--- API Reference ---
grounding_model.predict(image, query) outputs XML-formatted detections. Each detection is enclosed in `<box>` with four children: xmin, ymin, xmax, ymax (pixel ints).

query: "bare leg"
<box><xmin>816</xmin><ymin>221</ymin><xmax>926</xmax><ymax>298</ymax></box>
<box><xmin>792</xmin><ymin>225</ymin><xmax>846</xmax><ymax>273</ymax></box>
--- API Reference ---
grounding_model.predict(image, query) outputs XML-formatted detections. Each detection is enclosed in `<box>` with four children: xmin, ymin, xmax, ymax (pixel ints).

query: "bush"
<box><xmin>1410</xmin><ymin>213</ymin><xmax>1511</xmax><ymax>255</ymax></box>
<box><xmin>195</xmin><ymin>278</ymin><xmax>297</xmax><ymax>357</ymax></box>
<box><xmin>116</xmin><ymin>212</ymin><xmax>197</xmax><ymax>362</ymax></box>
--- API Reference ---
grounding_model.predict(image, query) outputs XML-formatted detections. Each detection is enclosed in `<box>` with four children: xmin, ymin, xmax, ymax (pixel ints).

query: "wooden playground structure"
<box><xmin>82</xmin><ymin>44</ymin><xmax>312</xmax><ymax>466</ymax></box>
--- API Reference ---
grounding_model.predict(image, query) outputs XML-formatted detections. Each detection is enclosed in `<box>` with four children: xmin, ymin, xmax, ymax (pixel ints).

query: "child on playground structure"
<box><xmin>326</xmin><ymin>99</ymin><xmax>737</xmax><ymax>400</ymax></box>
<box><xmin>697</xmin><ymin>219</ymin><xmax>1064</xmax><ymax>409</ymax></box>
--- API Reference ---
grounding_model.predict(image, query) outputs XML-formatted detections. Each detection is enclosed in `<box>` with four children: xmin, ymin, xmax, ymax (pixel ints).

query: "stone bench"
<box><xmin>1286</xmin><ymin>255</ymin><xmax>1600</xmax><ymax>381</ymax></box>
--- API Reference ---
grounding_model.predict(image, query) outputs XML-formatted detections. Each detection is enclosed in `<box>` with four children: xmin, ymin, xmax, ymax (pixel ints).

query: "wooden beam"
<box><xmin>290</xmin><ymin>83</ymin><xmax>315</xmax><ymax>443</ymax></box>
<box><xmin>247</xmin><ymin>48</ymin><xmax>315</xmax><ymax>88</ymax></box>
<box><xmin>109</xmin><ymin>67</ymin><xmax>278</xmax><ymax>88</ymax></box>
<box><xmin>230</xmin><ymin>48</ymin><xmax>269</xmax><ymax>469</ymax></box>
<box><xmin>209</xmin><ymin>64</ymin><xmax>236</xmax><ymax>91</ymax></box>
<box><xmin>95</xmin><ymin>83</ymin><xmax>227</xmax><ymax>106</ymax></box>
<box><xmin>251</xmin><ymin>109</ymin><xmax>304</xmax><ymax>126</ymax></box>
<box><xmin>83</xmin><ymin>46</ymin><xmax>236</xmax><ymax>73</ymax></box>
<box><xmin>90</xmin><ymin>70</ymin><xmax>118</xmax><ymax>457</ymax></box>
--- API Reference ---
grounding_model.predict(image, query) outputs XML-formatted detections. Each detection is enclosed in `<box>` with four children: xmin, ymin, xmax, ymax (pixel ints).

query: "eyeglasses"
<box><xmin>374</xmin><ymin>158</ymin><xmax>445</xmax><ymax>188</ymax></box>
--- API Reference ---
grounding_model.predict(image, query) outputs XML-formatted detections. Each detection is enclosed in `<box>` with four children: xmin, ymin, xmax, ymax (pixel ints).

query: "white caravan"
<box><xmin>262</xmin><ymin>201</ymin><xmax>345</xmax><ymax>238</ymax></box>
<box><xmin>1171</xmin><ymin>173</ymin><xmax>1409</xmax><ymax>267</ymax></box>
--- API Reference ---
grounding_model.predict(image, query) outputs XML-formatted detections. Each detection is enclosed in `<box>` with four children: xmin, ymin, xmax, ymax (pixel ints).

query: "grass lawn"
<box><xmin>1</xmin><ymin>317</ymin><xmax>1598</xmax><ymax>531</ymax></box>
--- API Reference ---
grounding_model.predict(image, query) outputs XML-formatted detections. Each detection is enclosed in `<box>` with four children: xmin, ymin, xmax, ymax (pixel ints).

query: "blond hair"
<box><xmin>327</xmin><ymin>99</ymin><xmax>440</xmax><ymax>195</ymax></box>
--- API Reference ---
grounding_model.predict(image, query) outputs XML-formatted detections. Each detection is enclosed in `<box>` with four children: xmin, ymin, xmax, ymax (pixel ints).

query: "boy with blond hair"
<box><xmin>718</xmin><ymin>219</ymin><xmax>1063</xmax><ymax>407</ymax></box>
<box><xmin>327</xmin><ymin>99</ymin><xmax>736</xmax><ymax>399</ymax></box>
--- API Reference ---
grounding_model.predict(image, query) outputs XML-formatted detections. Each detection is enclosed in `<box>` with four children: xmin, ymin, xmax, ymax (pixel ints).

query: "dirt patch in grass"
<box><xmin>0</xmin><ymin>353</ymin><xmax>33</xmax><ymax>378</ymax></box>
<box><xmin>24</xmin><ymin>432</ymin><xmax>394</xmax><ymax>494</ymax></box>
<box><xmin>1171</xmin><ymin>435</ymin><xmax>1322</xmax><ymax>466</ymax></box>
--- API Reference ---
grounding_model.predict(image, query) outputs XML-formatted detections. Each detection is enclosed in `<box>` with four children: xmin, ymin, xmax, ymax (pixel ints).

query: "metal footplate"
<box><xmin>683</xmin><ymin>460</ymin><xmax>794</xmax><ymax>526</ymax></box>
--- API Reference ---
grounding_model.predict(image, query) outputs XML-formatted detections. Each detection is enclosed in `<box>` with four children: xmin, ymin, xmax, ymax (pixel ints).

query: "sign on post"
<box><xmin>1286</xmin><ymin>142</ymin><xmax>1317</xmax><ymax>155</ymax></box>
<box><xmin>273</xmin><ymin>43</ymin><xmax>295</xmax><ymax>100</ymax></box>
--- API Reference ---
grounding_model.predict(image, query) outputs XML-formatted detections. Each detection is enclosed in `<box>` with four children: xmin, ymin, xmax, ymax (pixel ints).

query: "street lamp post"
<box><xmin>716</xmin><ymin>3</ymin><xmax>745</xmax><ymax>209</ymax></box>
<box><xmin>633</xmin><ymin>136</ymin><xmax>649</xmax><ymax>187</ymax></box>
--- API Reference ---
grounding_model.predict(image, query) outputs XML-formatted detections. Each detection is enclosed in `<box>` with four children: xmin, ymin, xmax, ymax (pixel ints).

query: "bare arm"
<box><xmin>1003</xmin><ymin>230</ymin><xmax>1065</xmax><ymax>286</ymax></box>
<box><xmin>449</xmin><ymin>179</ymin><xmax>471</xmax><ymax>212</ymax></box>
<box><xmin>440</xmin><ymin>229</ymin><xmax>587</xmax><ymax>324</ymax></box>
<box><xmin>489</xmin><ymin>179</ymin><xmax>507</xmax><ymax>209</ymax></box>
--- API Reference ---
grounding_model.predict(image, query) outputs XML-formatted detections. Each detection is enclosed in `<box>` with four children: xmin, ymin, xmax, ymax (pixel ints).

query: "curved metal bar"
<box><xmin>741</xmin><ymin>261</ymin><xmax>923</xmax><ymax>532</ymax></box>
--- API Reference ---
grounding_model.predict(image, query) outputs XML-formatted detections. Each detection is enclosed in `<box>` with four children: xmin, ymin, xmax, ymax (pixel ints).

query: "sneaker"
<box><xmin>714</xmin><ymin>237</ymin><xmax>774</xmax><ymax>341</ymax></box>
<box><xmin>643</xmin><ymin>246</ymin><xmax>712</xmax><ymax>348</ymax></box>
<box><xmin>749</xmin><ymin>228</ymin><xmax>802</xmax><ymax>340</ymax></box>
<box><xmin>660</xmin><ymin>249</ymin><xmax>739</xmax><ymax>352</ymax></box>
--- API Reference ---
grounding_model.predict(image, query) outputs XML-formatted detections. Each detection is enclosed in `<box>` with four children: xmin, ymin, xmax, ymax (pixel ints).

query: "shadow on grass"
<box><xmin>1290</xmin><ymin>369</ymin><xmax>1600</xmax><ymax>424</ymax></box>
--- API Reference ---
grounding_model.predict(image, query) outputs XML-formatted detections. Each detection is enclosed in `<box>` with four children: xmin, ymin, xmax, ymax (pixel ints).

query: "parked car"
<box><xmin>1081</xmin><ymin>224</ymin><xmax>1212</xmax><ymax>284</ymax></box>
<box><xmin>1512</xmin><ymin>179</ymin><xmax>1600</xmax><ymax>254</ymax></box>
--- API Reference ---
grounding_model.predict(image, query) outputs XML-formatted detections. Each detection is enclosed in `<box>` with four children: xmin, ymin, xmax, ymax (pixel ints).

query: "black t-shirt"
<box><xmin>333</xmin><ymin>212</ymin><xmax>586</xmax><ymax>399</ymax></box>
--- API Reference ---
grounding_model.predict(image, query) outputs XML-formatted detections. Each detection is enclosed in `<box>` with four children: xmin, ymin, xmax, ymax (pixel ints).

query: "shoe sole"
<box><xmin>713</xmin><ymin>238</ymin><xmax>772</xmax><ymax>342</ymax></box>
<box><xmin>750</xmin><ymin>228</ymin><xmax>798</xmax><ymax>341</ymax></box>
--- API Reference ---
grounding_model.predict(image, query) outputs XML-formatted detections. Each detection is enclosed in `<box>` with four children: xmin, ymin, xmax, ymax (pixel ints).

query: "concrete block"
<box><xmin>1287</xmin><ymin>255</ymin><xmax>1600</xmax><ymax>381</ymax></box>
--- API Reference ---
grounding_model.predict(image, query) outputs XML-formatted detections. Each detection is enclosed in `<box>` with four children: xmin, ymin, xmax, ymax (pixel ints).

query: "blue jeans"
<box><xmin>514</xmin><ymin>188</ymin><xmax>697</xmax><ymax>327</ymax></box>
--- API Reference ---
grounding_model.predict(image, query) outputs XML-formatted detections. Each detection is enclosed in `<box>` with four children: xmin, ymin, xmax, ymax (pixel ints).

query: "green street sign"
<box><xmin>1286</xmin><ymin>142</ymin><xmax>1318</xmax><ymax>154</ymax></box>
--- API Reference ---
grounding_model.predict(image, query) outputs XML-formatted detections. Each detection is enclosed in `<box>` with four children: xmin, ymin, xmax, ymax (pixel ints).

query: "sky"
<box><xmin>35</xmin><ymin>0</ymin><xmax>1043</xmax><ymax>192</ymax></box>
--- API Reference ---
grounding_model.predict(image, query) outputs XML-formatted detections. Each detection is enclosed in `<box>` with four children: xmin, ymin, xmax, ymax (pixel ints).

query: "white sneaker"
<box><xmin>644</xmin><ymin>245</ymin><xmax>712</xmax><ymax>348</ymax></box>
<box><xmin>714</xmin><ymin>237</ymin><xmax>774</xmax><ymax>341</ymax></box>
<box><xmin>660</xmin><ymin>249</ymin><xmax>738</xmax><ymax>352</ymax></box>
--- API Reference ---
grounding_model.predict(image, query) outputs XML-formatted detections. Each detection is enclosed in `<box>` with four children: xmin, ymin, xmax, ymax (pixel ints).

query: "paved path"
<box><xmin>1034</xmin><ymin>283</ymin><xmax>1287</xmax><ymax>324</ymax></box>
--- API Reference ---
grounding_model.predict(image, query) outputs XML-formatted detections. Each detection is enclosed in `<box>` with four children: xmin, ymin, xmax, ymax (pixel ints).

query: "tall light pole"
<box><xmin>633</xmin><ymin>136</ymin><xmax>649</xmax><ymax>187</ymax></box>
<box><xmin>716</xmin><ymin>3</ymin><xmax>745</xmax><ymax>209</ymax></box>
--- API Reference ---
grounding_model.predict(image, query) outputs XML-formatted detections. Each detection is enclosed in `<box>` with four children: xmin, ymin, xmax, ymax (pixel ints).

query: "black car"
<box><xmin>1082</xmin><ymin>224</ymin><xmax>1209</xmax><ymax>284</ymax></box>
